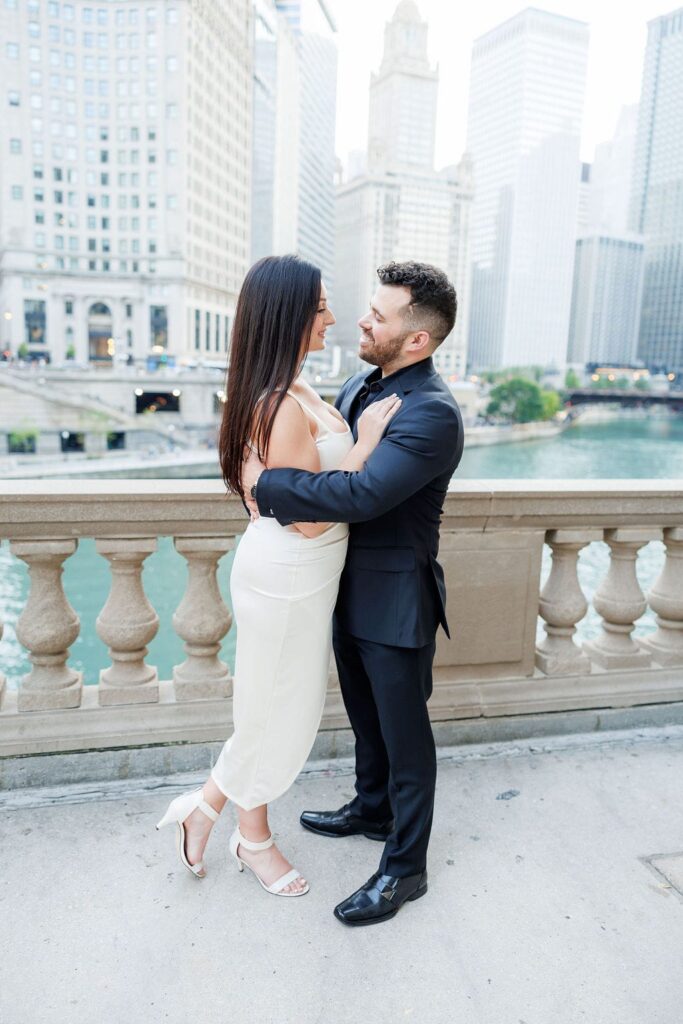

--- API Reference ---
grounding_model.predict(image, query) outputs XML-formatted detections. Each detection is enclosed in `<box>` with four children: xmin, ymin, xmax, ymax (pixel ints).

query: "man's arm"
<box><xmin>256</xmin><ymin>401</ymin><xmax>462</xmax><ymax>525</ymax></box>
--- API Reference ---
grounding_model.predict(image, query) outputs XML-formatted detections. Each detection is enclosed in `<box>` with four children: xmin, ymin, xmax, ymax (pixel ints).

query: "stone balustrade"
<box><xmin>1</xmin><ymin>479</ymin><xmax>683</xmax><ymax>758</ymax></box>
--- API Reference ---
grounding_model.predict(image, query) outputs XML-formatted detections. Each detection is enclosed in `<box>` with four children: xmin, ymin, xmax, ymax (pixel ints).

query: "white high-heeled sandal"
<box><xmin>156</xmin><ymin>788</ymin><xmax>220</xmax><ymax>879</ymax></box>
<box><xmin>229</xmin><ymin>826</ymin><xmax>310</xmax><ymax>897</ymax></box>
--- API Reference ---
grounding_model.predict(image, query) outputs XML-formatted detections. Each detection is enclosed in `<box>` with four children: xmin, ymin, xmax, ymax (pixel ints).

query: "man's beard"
<box><xmin>358</xmin><ymin>329</ymin><xmax>410</xmax><ymax>368</ymax></box>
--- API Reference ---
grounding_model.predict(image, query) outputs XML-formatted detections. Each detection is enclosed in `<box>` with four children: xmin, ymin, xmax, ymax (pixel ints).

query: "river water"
<box><xmin>1</xmin><ymin>417</ymin><xmax>681</xmax><ymax>687</ymax></box>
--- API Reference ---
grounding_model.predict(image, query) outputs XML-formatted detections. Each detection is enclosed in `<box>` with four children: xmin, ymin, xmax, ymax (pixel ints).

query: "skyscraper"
<box><xmin>275</xmin><ymin>0</ymin><xmax>337</xmax><ymax>289</ymax></box>
<box><xmin>367</xmin><ymin>0</ymin><xmax>437</xmax><ymax>172</ymax></box>
<box><xmin>589</xmin><ymin>104</ymin><xmax>638</xmax><ymax>236</ymax></box>
<box><xmin>576</xmin><ymin>163</ymin><xmax>592</xmax><ymax>236</ymax></box>
<box><xmin>630</xmin><ymin>8</ymin><xmax>683</xmax><ymax>372</ymax></box>
<box><xmin>466</xmin><ymin>8</ymin><xmax>589</xmax><ymax>370</ymax></box>
<box><xmin>567</xmin><ymin>236</ymin><xmax>644</xmax><ymax>366</ymax></box>
<box><xmin>334</xmin><ymin>1</ymin><xmax>472</xmax><ymax>377</ymax></box>
<box><xmin>567</xmin><ymin>105</ymin><xmax>644</xmax><ymax>370</ymax></box>
<box><xmin>0</xmin><ymin>0</ymin><xmax>252</xmax><ymax>366</ymax></box>
<box><xmin>251</xmin><ymin>0</ymin><xmax>300</xmax><ymax>262</ymax></box>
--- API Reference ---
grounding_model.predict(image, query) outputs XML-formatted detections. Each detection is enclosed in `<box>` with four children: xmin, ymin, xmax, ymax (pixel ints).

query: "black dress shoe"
<box><xmin>334</xmin><ymin>871</ymin><xmax>428</xmax><ymax>927</ymax></box>
<box><xmin>299</xmin><ymin>803</ymin><xmax>393</xmax><ymax>841</ymax></box>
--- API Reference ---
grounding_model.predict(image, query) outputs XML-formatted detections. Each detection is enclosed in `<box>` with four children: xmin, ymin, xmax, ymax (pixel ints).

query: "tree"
<box><xmin>541</xmin><ymin>390</ymin><xmax>561</xmax><ymax>420</ymax></box>
<box><xmin>564</xmin><ymin>368</ymin><xmax>580</xmax><ymax>389</ymax></box>
<box><xmin>486</xmin><ymin>378</ymin><xmax>545</xmax><ymax>423</ymax></box>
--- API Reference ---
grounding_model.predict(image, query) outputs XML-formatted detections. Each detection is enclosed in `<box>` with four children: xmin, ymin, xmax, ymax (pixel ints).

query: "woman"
<box><xmin>156</xmin><ymin>255</ymin><xmax>401</xmax><ymax>896</ymax></box>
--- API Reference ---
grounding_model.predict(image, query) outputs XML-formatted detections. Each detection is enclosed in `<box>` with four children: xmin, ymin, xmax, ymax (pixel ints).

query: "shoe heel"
<box><xmin>362</xmin><ymin>831</ymin><xmax>389</xmax><ymax>842</ymax></box>
<box><xmin>155</xmin><ymin>804</ymin><xmax>176</xmax><ymax>830</ymax></box>
<box><xmin>407</xmin><ymin>883</ymin><xmax>428</xmax><ymax>902</ymax></box>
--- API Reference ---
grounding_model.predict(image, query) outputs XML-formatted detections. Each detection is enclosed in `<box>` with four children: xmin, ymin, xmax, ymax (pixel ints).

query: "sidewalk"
<box><xmin>2</xmin><ymin>726</ymin><xmax>683</xmax><ymax>1024</ymax></box>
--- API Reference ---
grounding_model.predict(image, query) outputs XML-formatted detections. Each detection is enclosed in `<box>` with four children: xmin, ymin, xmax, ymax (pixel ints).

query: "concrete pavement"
<box><xmin>2</xmin><ymin>725</ymin><xmax>683</xmax><ymax>1024</ymax></box>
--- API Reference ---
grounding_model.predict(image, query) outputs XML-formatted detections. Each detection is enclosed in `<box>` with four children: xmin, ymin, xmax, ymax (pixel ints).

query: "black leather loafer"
<box><xmin>299</xmin><ymin>803</ymin><xmax>393</xmax><ymax>841</ymax></box>
<box><xmin>333</xmin><ymin>871</ymin><xmax>428</xmax><ymax>927</ymax></box>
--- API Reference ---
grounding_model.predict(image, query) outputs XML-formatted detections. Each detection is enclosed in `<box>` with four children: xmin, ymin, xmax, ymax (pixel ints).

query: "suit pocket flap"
<box><xmin>347</xmin><ymin>546</ymin><xmax>416</xmax><ymax>572</ymax></box>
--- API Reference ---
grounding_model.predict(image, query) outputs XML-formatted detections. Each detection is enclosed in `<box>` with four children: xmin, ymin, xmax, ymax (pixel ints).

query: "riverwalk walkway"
<box><xmin>2</xmin><ymin>723</ymin><xmax>683</xmax><ymax>1024</ymax></box>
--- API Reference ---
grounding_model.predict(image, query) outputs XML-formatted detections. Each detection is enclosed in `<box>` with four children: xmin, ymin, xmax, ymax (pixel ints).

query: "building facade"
<box><xmin>589</xmin><ymin>104</ymin><xmax>638</xmax><ymax>236</ymax></box>
<box><xmin>466</xmin><ymin>8</ymin><xmax>589</xmax><ymax>370</ymax></box>
<box><xmin>274</xmin><ymin>0</ymin><xmax>337</xmax><ymax>290</ymax></box>
<box><xmin>367</xmin><ymin>0</ymin><xmax>437</xmax><ymax>173</ymax></box>
<box><xmin>250</xmin><ymin>0</ymin><xmax>299</xmax><ymax>262</ymax></box>
<box><xmin>334</xmin><ymin>1</ymin><xmax>472</xmax><ymax>377</ymax></box>
<box><xmin>576</xmin><ymin>162</ymin><xmax>591</xmax><ymax>236</ymax></box>
<box><xmin>567</xmin><ymin>235</ymin><xmax>645</xmax><ymax>366</ymax></box>
<box><xmin>0</xmin><ymin>0</ymin><xmax>252</xmax><ymax>367</ymax></box>
<box><xmin>629</xmin><ymin>8</ymin><xmax>683</xmax><ymax>372</ymax></box>
<box><xmin>335</xmin><ymin>160</ymin><xmax>473</xmax><ymax>377</ymax></box>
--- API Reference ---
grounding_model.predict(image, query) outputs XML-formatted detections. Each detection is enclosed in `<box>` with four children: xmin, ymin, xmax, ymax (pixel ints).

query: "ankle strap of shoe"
<box><xmin>236</xmin><ymin>828</ymin><xmax>273</xmax><ymax>851</ymax></box>
<box><xmin>198</xmin><ymin>798</ymin><xmax>219</xmax><ymax>822</ymax></box>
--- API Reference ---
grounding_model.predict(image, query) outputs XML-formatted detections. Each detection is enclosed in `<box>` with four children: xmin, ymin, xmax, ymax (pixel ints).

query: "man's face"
<box><xmin>357</xmin><ymin>284</ymin><xmax>413</xmax><ymax>368</ymax></box>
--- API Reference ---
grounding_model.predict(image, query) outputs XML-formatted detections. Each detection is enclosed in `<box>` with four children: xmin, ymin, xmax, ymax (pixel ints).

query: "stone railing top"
<box><xmin>0</xmin><ymin>478</ymin><xmax>682</xmax><ymax>539</ymax></box>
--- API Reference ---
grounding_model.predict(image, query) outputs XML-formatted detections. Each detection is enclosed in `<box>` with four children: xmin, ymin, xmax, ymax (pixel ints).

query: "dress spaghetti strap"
<box><xmin>285</xmin><ymin>389</ymin><xmax>329</xmax><ymax>432</ymax></box>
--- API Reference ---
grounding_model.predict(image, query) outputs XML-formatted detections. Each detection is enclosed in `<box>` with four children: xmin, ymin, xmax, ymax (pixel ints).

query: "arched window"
<box><xmin>88</xmin><ymin>301</ymin><xmax>113</xmax><ymax>363</ymax></box>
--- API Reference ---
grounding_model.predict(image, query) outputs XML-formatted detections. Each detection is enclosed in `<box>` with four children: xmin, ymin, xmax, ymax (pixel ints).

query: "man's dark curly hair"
<box><xmin>376</xmin><ymin>260</ymin><xmax>457</xmax><ymax>345</ymax></box>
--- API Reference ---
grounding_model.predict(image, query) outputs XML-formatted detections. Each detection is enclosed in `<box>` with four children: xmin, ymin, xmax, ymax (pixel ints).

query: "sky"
<box><xmin>333</xmin><ymin>0</ymin><xmax>674</xmax><ymax>168</ymax></box>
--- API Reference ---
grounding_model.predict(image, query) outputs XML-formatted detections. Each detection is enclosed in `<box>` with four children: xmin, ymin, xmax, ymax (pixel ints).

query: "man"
<box><xmin>244</xmin><ymin>260</ymin><xmax>464</xmax><ymax>926</ymax></box>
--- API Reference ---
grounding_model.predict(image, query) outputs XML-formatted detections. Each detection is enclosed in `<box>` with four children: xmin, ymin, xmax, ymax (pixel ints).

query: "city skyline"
<box><xmin>1</xmin><ymin>0</ymin><xmax>680</xmax><ymax>375</ymax></box>
<box><xmin>466</xmin><ymin>8</ymin><xmax>589</xmax><ymax>369</ymax></box>
<box><xmin>334</xmin><ymin>0</ymin><xmax>673</xmax><ymax>171</ymax></box>
<box><xmin>333</xmin><ymin>0</ymin><xmax>473</xmax><ymax>374</ymax></box>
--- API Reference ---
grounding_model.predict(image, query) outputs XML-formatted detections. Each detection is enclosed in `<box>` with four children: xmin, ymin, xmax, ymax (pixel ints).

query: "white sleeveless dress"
<box><xmin>210</xmin><ymin>391</ymin><xmax>354</xmax><ymax>810</ymax></box>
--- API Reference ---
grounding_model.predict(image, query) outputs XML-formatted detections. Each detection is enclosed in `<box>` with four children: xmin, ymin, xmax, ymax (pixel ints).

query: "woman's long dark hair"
<box><xmin>219</xmin><ymin>254</ymin><xmax>321</xmax><ymax>499</ymax></box>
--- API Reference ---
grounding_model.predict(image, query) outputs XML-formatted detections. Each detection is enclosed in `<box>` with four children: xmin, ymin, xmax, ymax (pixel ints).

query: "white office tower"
<box><xmin>0</xmin><ymin>0</ymin><xmax>252</xmax><ymax>366</ymax></box>
<box><xmin>629</xmin><ymin>9</ymin><xmax>683</xmax><ymax>372</ymax></box>
<box><xmin>367</xmin><ymin>0</ymin><xmax>437</xmax><ymax>171</ymax></box>
<box><xmin>567</xmin><ymin>105</ymin><xmax>643</xmax><ymax>370</ymax></box>
<box><xmin>588</xmin><ymin>104</ymin><xmax>638</xmax><ymax>235</ymax></box>
<box><xmin>576</xmin><ymin>163</ymin><xmax>592</xmax><ymax>235</ymax></box>
<box><xmin>274</xmin><ymin>0</ymin><xmax>337</xmax><ymax>289</ymax></box>
<box><xmin>567</xmin><ymin>236</ymin><xmax>644</xmax><ymax>366</ymax></box>
<box><xmin>251</xmin><ymin>0</ymin><xmax>299</xmax><ymax>262</ymax></box>
<box><xmin>466</xmin><ymin>9</ymin><xmax>589</xmax><ymax>371</ymax></box>
<box><xmin>334</xmin><ymin>1</ymin><xmax>473</xmax><ymax>377</ymax></box>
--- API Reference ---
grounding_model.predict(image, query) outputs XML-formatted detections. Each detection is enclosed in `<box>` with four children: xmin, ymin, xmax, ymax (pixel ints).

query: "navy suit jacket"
<box><xmin>255</xmin><ymin>357</ymin><xmax>464</xmax><ymax>648</ymax></box>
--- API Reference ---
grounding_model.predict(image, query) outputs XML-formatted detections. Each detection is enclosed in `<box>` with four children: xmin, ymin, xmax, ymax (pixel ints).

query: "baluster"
<box><xmin>583</xmin><ymin>529</ymin><xmax>657</xmax><ymax>669</ymax></box>
<box><xmin>536</xmin><ymin>529</ymin><xmax>601</xmax><ymax>675</ymax></box>
<box><xmin>172</xmin><ymin>537</ymin><xmax>233</xmax><ymax>700</ymax></box>
<box><xmin>640</xmin><ymin>528</ymin><xmax>683</xmax><ymax>665</ymax></box>
<box><xmin>10</xmin><ymin>539</ymin><xmax>82</xmax><ymax>711</ymax></box>
<box><xmin>96</xmin><ymin>538</ymin><xmax>159</xmax><ymax>705</ymax></box>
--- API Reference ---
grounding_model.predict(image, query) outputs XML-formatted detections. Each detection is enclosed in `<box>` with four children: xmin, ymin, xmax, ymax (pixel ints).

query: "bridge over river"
<box><xmin>566</xmin><ymin>388</ymin><xmax>683</xmax><ymax>410</ymax></box>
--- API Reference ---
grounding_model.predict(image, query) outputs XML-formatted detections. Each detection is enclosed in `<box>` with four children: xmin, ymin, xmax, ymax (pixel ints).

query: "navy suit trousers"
<box><xmin>332</xmin><ymin>625</ymin><xmax>437</xmax><ymax>877</ymax></box>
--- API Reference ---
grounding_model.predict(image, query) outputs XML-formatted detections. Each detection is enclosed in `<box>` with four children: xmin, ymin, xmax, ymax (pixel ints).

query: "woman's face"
<box><xmin>305</xmin><ymin>282</ymin><xmax>336</xmax><ymax>353</ymax></box>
